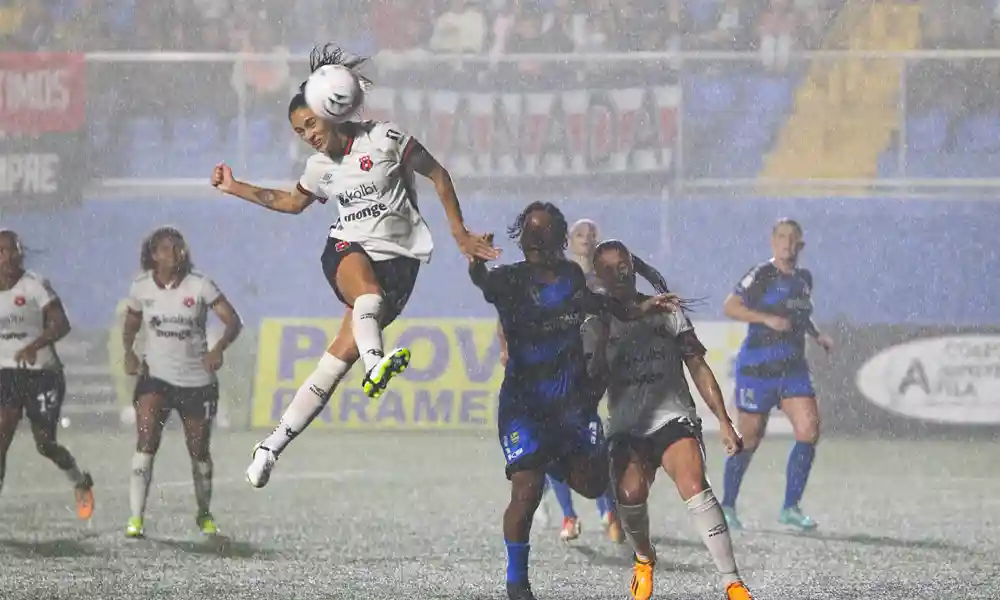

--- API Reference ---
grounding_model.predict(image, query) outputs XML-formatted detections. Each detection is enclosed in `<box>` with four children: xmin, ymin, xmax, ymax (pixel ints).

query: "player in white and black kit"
<box><xmin>210</xmin><ymin>44</ymin><xmax>499</xmax><ymax>489</ymax></box>
<box><xmin>0</xmin><ymin>230</ymin><xmax>95</xmax><ymax>519</ymax></box>
<box><xmin>121</xmin><ymin>227</ymin><xmax>243</xmax><ymax>538</ymax></box>
<box><xmin>582</xmin><ymin>240</ymin><xmax>754</xmax><ymax>600</ymax></box>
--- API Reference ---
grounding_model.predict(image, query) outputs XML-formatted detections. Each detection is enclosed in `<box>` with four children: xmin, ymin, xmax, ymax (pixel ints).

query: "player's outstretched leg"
<box><xmin>30</xmin><ymin>418</ymin><xmax>94</xmax><ymax>521</ymax></box>
<box><xmin>0</xmin><ymin>406</ymin><xmax>21</xmax><ymax>497</ymax></box>
<box><xmin>721</xmin><ymin>410</ymin><xmax>768</xmax><ymax>530</ymax></box>
<box><xmin>548</xmin><ymin>476</ymin><xmax>581</xmax><ymax>541</ymax></box>
<box><xmin>180</xmin><ymin>397</ymin><xmax>217</xmax><ymax>536</ymax></box>
<box><xmin>778</xmin><ymin>394</ymin><xmax>820</xmax><ymax>531</ymax></box>
<box><xmin>354</xmin><ymin>293</ymin><xmax>410</xmax><ymax>399</ymax></box>
<box><xmin>610</xmin><ymin>442</ymin><xmax>657</xmax><ymax>600</ymax></box>
<box><xmin>247</xmin><ymin>312</ymin><xmax>357</xmax><ymax>488</ymax></box>
<box><xmin>332</xmin><ymin>252</ymin><xmax>410</xmax><ymax>400</ymax></box>
<box><xmin>663</xmin><ymin>436</ymin><xmax>753</xmax><ymax>600</ymax></box>
<box><xmin>127</xmin><ymin>390</ymin><xmax>169</xmax><ymax>538</ymax></box>
<box><xmin>504</xmin><ymin>469</ymin><xmax>546</xmax><ymax>600</ymax></box>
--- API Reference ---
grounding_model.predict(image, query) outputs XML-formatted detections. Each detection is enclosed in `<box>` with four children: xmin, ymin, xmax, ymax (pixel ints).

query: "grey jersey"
<box><xmin>583</xmin><ymin>308</ymin><xmax>706</xmax><ymax>437</ymax></box>
<box><xmin>298</xmin><ymin>120</ymin><xmax>434</xmax><ymax>263</ymax></box>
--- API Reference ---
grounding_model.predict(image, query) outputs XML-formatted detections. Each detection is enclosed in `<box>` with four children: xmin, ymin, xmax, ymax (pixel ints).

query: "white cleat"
<box><xmin>246</xmin><ymin>443</ymin><xmax>277</xmax><ymax>488</ymax></box>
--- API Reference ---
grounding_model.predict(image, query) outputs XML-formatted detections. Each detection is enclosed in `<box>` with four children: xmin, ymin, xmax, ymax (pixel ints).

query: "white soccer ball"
<box><xmin>304</xmin><ymin>64</ymin><xmax>364</xmax><ymax>123</ymax></box>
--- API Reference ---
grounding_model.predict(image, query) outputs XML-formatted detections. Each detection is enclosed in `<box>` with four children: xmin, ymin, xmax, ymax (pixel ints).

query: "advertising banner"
<box><xmin>361</xmin><ymin>80</ymin><xmax>678</xmax><ymax>182</ymax></box>
<box><xmin>249</xmin><ymin>318</ymin><xmax>784</xmax><ymax>433</ymax></box>
<box><xmin>0</xmin><ymin>53</ymin><xmax>86</xmax><ymax>210</ymax></box>
<box><xmin>813</xmin><ymin>324</ymin><xmax>1000</xmax><ymax>436</ymax></box>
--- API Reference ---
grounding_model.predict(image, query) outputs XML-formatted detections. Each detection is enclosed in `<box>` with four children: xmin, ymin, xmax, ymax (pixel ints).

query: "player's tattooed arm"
<box><xmin>211</xmin><ymin>163</ymin><xmax>316</xmax><ymax>214</ymax></box>
<box><xmin>242</xmin><ymin>184</ymin><xmax>316</xmax><ymax>214</ymax></box>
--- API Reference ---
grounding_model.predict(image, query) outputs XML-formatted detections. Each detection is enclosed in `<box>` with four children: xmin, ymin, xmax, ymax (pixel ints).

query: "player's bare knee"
<box><xmin>615</xmin><ymin>481</ymin><xmax>649</xmax><ymax>506</ymax></box>
<box><xmin>675</xmin><ymin>475</ymin><xmax>709</xmax><ymax>502</ymax></box>
<box><xmin>184</xmin><ymin>437</ymin><xmax>210</xmax><ymax>462</ymax></box>
<box><xmin>796</xmin><ymin>424</ymin><xmax>820</xmax><ymax>445</ymax></box>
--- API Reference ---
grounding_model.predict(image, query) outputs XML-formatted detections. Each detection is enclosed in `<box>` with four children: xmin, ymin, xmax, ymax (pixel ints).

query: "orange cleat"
<box><xmin>629</xmin><ymin>555</ymin><xmax>654</xmax><ymax>600</ymax></box>
<box><xmin>725</xmin><ymin>581</ymin><xmax>754</xmax><ymax>600</ymax></box>
<box><xmin>74</xmin><ymin>472</ymin><xmax>95</xmax><ymax>520</ymax></box>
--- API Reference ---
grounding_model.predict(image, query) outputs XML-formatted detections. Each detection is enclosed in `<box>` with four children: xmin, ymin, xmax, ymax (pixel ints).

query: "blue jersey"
<box><xmin>733</xmin><ymin>261</ymin><xmax>816</xmax><ymax>378</ymax></box>
<box><xmin>473</xmin><ymin>260</ymin><xmax>617</xmax><ymax>414</ymax></box>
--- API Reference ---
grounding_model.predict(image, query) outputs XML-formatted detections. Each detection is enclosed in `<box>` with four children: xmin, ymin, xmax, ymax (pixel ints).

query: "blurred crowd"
<box><xmin>1</xmin><ymin>0</ymin><xmax>842</xmax><ymax>57</ymax></box>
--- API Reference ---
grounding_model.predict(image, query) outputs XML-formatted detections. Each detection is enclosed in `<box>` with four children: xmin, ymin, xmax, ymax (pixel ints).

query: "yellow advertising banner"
<box><xmin>250</xmin><ymin>318</ymin><xmax>761</xmax><ymax>432</ymax></box>
<box><xmin>251</xmin><ymin>318</ymin><xmax>504</xmax><ymax>430</ymax></box>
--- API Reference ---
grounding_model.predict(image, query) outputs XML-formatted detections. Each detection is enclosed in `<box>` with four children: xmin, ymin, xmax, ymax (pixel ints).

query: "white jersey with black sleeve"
<box><xmin>125</xmin><ymin>270</ymin><xmax>223</xmax><ymax>388</ymax></box>
<box><xmin>0</xmin><ymin>271</ymin><xmax>63</xmax><ymax>370</ymax></box>
<box><xmin>298</xmin><ymin>120</ymin><xmax>434</xmax><ymax>263</ymax></box>
<box><xmin>582</xmin><ymin>306</ymin><xmax>707</xmax><ymax>438</ymax></box>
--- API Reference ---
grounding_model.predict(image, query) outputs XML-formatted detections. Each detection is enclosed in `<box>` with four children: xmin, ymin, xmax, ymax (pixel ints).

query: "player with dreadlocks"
<box><xmin>582</xmin><ymin>239</ymin><xmax>754</xmax><ymax>600</ymax></box>
<box><xmin>210</xmin><ymin>44</ymin><xmax>499</xmax><ymax>489</ymax></box>
<box><xmin>470</xmin><ymin>202</ymin><xmax>679</xmax><ymax>600</ymax></box>
<box><xmin>500</xmin><ymin>217</ymin><xmax>671</xmax><ymax>544</ymax></box>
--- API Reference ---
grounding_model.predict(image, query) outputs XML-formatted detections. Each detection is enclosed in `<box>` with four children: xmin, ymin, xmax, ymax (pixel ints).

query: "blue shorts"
<box><xmin>498</xmin><ymin>406</ymin><xmax>605</xmax><ymax>481</ymax></box>
<box><xmin>733</xmin><ymin>371</ymin><xmax>815</xmax><ymax>414</ymax></box>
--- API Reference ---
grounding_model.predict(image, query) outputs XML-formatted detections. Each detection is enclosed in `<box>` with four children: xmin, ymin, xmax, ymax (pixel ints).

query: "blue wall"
<box><xmin>5</xmin><ymin>195</ymin><xmax>998</xmax><ymax>328</ymax></box>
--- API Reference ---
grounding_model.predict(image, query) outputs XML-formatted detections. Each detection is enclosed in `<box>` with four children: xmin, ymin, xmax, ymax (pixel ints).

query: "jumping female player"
<box><xmin>122</xmin><ymin>227</ymin><xmax>243</xmax><ymax>538</ymax></box>
<box><xmin>470</xmin><ymin>202</ymin><xmax>677</xmax><ymax>600</ymax></box>
<box><xmin>0</xmin><ymin>230</ymin><xmax>94</xmax><ymax>519</ymax></box>
<box><xmin>584</xmin><ymin>240</ymin><xmax>753</xmax><ymax>600</ymax></box>
<box><xmin>210</xmin><ymin>44</ymin><xmax>498</xmax><ymax>488</ymax></box>
<box><xmin>720</xmin><ymin>218</ymin><xmax>834</xmax><ymax>532</ymax></box>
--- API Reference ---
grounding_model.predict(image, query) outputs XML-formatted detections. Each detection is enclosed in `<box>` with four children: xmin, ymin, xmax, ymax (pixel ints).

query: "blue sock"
<box><xmin>505</xmin><ymin>541</ymin><xmax>530</xmax><ymax>584</ymax></box>
<box><xmin>549</xmin><ymin>476</ymin><xmax>577</xmax><ymax>519</ymax></box>
<box><xmin>722</xmin><ymin>450</ymin><xmax>754</xmax><ymax>508</ymax></box>
<box><xmin>595</xmin><ymin>493</ymin><xmax>610</xmax><ymax>517</ymax></box>
<box><xmin>783</xmin><ymin>441</ymin><xmax>816</xmax><ymax>509</ymax></box>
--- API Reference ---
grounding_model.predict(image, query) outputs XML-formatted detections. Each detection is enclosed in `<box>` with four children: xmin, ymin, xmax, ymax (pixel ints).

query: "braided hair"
<box><xmin>508</xmin><ymin>201</ymin><xmax>569</xmax><ymax>255</ymax></box>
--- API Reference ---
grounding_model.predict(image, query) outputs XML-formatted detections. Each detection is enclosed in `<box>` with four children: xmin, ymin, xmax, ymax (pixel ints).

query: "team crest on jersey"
<box><xmin>13</xmin><ymin>296</ymin><xmax>25</xmax><ymax>307</ymax></box>
<box><xmin>183</xmin><ymin>297</ymin><xmax>195</xmax><ymax>308</ymax></box>
<box><xmin>335</xmin><ymin>241</ymin><xmax>351</xmax><ymax>252</ymax></box>
<box><xmin>359</xmin><ymin>155</ymin><xmax>373</xmax><ymax>172</ymax></box>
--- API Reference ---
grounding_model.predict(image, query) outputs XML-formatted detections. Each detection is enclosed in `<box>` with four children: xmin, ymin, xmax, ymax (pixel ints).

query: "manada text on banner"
<box><xmin>362</xmin><ymin>82</ymin><xmax>678</xmax><ymax>180</ymax></box>
<box><xmin>250</xmin><ymin>318</ymin><xmax>781</xmax><ymax>432</ymax></box>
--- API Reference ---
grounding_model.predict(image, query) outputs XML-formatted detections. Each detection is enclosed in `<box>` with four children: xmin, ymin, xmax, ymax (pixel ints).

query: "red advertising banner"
<box><xmin>0</xmin><ymin>53</ymin><xmax>86</xmax><ymax>135</ymax></box>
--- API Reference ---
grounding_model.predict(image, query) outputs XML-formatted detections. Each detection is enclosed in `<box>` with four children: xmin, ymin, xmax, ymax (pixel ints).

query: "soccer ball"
<box><xmin>304</xmin><ymin>64</ymin><xmax>364</xmax><ymax>123</ymax></box>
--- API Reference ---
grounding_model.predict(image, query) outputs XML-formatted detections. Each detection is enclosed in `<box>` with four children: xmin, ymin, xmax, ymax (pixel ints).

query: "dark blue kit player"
<box><xmin>719</xmin><ymin>219</ymin><xmax>834</xmax><ymax>533</ymax></box>
<box><xmin>467</xmin><ymin>202</ymin><xmax>677</xmax><ymax>600</ymax></box>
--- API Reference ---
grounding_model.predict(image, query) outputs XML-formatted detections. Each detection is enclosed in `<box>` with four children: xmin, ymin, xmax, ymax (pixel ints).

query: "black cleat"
<box><xmin>506</xmin><ymin>581</ymin><xmax>537</xmax><ymax>600</ymax></box>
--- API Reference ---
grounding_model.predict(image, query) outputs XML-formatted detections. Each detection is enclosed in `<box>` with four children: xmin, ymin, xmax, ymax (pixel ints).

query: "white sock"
<box><xmin>130</xmin><ymin>452</ymin><xmax>154</xmax><ymax>519</ymax></box>
<box><xmin>686</xmin><ymin>488</ymin><xmax>741</xmax><ymax>586</ymax></box>
<box><xmin>618</xmin><ymin>502</ymin><xmax>655</xmax><ymax>562</ymax></box>
<box><xmin>262</xmin><ymin>353</ymin><xmax>351</xmax><ymax>455</ymax></box>
<box><xmin>352</xmin><ymin>294</ymin><xmax>385</xmax><ymax>372</ymax></box>
<box><xmin>192</xmin><ymin>458</ymin><xmax>212</xmax><ymax>515</ymax></box>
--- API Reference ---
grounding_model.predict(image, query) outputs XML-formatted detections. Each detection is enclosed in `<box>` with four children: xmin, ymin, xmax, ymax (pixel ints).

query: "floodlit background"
<box><xmin>0</xmin><ymin>1</ymin><xmax>998</xmax><ymax>599</ymax></box>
